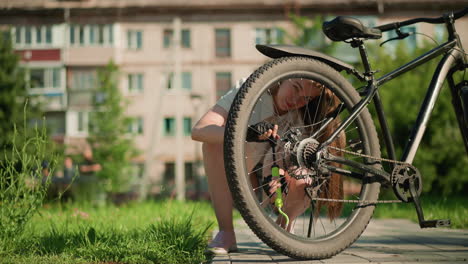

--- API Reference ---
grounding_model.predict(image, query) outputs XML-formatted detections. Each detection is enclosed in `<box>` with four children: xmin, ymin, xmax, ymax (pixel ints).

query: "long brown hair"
<box><xmin>300</xmin><ymin>84</ymin><xmax>345</xmax><ymax>221</ymax></box>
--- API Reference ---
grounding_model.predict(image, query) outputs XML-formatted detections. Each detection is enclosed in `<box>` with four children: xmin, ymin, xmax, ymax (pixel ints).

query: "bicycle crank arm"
<box><xmin>408</xmin><ymin>179</ymin><xmax>451</xmax><ymax>228</ymax></box>
<box><xmin>323</xmin><ymin>155</ymin><xmax>391</xmax><ymax>184</ymax></box>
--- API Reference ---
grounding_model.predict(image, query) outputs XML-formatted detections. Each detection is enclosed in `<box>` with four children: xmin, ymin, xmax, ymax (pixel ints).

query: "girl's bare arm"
<box><xmin>191</xmin><ymin>105</ymin><xmax>228</xmax><ymax>144</ymax></box>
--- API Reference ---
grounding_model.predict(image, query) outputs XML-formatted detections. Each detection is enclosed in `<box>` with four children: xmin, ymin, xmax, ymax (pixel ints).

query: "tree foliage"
<box><xmin>281</xmin><ymin>14</ymin><xmax>337</xmax><ymax>54</ymax></box>
<box><xmin>368</xmin><ymin>40</ymin><xmax>468</xmax><ymax>195</ymax></box>
<box><xmin>87</xmin><ymin>62</ymin><xmax>138</xmax><ymax>193</ymax></box>
<box><xmin>0</xmin><ymin>31</ymin><xmax>28</xmax><ymax>152</ymax></box>
<box><xmin>283</xmin><ymin>14</ymin><xmax>467</xmax><ymax>195</ymax></box>
<box><xmin>0</xmin><ymin>31</ymin><xmax>55</xmax><ymax>162</ymax></box>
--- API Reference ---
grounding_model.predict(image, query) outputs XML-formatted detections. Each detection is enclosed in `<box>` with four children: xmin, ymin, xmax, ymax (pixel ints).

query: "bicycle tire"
<box><xmin>224</xmin><ymin>56</ymin><xmax>382</xmax><ymax>259</ymax></box>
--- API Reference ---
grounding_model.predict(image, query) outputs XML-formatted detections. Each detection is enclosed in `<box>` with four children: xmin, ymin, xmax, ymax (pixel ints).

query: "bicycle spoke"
<box><xmin>240</xmin><ymin>75</ymin><xmax>376</xmax><ymax>241</ymax></box>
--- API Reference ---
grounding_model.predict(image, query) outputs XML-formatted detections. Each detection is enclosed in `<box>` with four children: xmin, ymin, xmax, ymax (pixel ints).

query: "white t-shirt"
<box><xmin>216</xmin><ymin>78</ymin><xmax>307</xmax><ymax>169</ymax></box>
<box><xmin>216</xmin><ymin>78</ymin><xmax>275</xmax><ymax>125</ymax></box>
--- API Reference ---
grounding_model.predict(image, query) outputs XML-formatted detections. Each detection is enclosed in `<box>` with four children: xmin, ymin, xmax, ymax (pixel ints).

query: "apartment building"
<box><xmin>1</xmin><ymin>0</ymin><xmax>467</xmax><ymax>195</ymax></box>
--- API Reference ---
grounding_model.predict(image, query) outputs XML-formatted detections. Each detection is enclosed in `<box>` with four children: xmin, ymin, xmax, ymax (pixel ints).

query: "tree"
<box><xmin>0</xmin><ymin>31</ymin><xmax>28</xmax><ymax>152</ymax></box>
<box><xmin>368</xmin><ymin>40</ymin><xmax>468</xmax><ymax>195</ymax></box>
<box><xmin>280</xmin><ymin>14</ymin><xmax>337</xmax><ymax>54</ymax></box>
<box><xmin>0</xmin><ymin>31</ymin><xmax>59</xmax><ymax>241</ymax></box>
<box><xmin>87</xmin><ymin>61</ymin><xmax>138</xmax><ymax>193</ymax></box>
<box><xmin>281</xmin><ymin>14</ymin><xmax>468</xmax><ymax>195</ymax></box>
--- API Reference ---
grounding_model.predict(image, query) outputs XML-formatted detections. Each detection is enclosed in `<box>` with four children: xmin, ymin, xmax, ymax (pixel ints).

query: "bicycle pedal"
<box><xmin>419</xmin><ymin>219</ymin><xmax>451</xmax><ymax>228</ymax></box>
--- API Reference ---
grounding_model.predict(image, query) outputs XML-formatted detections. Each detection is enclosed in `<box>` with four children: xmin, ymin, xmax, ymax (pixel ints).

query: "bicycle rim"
<box><xmin>224</xmin><ymin>57</ymin><xmax>381</xmax><ymax>259</ymax></box>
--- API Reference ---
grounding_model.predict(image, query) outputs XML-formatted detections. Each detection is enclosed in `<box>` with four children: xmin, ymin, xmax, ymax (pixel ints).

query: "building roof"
<box><xmin>0</xmin><ymin>0</ymin><xmax>466</xmax><ymax>25</ymax></box>
<box><xmin>0</xmin><ymin>0</ymin><xmax>467</xmax><ymax>10</ymax></box>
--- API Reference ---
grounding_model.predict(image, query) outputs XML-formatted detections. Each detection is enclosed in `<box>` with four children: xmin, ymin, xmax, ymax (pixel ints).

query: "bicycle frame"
<box><xmin>322</xmin><ymin>13</ymin><xmax>467</xmax><ymax>183</ymax></box>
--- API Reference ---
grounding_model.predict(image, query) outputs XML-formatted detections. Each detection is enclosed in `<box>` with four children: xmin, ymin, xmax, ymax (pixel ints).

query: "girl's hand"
<box><xmin>258</xmin><ymin>124</ymin><xmax>280</xmax><ymax>141</ymax></box>
<box><xmin>246</xmin><ymin>122</ymin><xmax>280</xmax><ymax>142</ymax></box>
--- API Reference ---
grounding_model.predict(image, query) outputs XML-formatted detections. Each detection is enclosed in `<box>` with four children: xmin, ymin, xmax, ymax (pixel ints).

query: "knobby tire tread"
<box><xmin>224</xmin><ymin>57</ymin><xmax>381</xmax><ymax>260</ymax></box>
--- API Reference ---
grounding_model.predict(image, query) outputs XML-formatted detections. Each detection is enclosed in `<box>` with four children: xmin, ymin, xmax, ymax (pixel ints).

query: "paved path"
<box><xmin>210</xmin><ymin>219</ymin><xmax>468</xmax><ymax>263</ymax></box>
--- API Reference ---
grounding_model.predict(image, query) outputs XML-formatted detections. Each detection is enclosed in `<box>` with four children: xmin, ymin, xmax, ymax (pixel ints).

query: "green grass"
<box><xmin>373</xmin><ymin>195</ymin><xmax>468</xmax><ymax>229</ymax></box>
<box><xmin>0</xmin><ymin>200</ymin><xmax>216</xmax><ymax>264</ymax></box>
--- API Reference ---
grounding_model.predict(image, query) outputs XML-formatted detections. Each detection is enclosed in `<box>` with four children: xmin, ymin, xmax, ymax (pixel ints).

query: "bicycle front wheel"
<box><xmin>224</xmin><ymin>57</ymin><xmax>382</xmax><ymax>259</ymax></box>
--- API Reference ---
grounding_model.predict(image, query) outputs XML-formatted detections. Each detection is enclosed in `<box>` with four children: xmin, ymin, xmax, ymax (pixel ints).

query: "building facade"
<box><xmin>1</xmin><ymin>0</ymin><xmax>467</xmax><ymax>196</ymax></box>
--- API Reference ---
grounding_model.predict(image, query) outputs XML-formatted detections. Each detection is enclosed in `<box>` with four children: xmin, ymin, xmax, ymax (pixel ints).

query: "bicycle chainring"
<box><xmin>391</xmin><ymin>164</ymin><xmax>422</xmax><ymax>202</ymax></box>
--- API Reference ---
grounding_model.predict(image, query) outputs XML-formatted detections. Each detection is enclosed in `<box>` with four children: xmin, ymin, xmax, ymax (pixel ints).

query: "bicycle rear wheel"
<box><xmin>224</xmin><ymin>57</ymin><xmax>382</xmax><ymax>259</ymax></box>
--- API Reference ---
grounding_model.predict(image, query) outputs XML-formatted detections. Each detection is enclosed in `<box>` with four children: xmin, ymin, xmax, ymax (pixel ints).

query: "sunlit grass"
<box><xmin>0</xmin><ymin>200</ymin><xmax>215</xmax><ymax>264</ymax></box>
<box><xmin>373</xmin><ymin>195</ymin><xmax>467</xmax><ymax>229</ymax></box>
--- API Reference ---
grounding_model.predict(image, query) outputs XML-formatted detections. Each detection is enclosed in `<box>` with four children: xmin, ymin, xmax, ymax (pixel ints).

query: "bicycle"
<box><xmin>223</xmin><ymin>8</ymin><xmax>468</xmax><ymax>260</ymax></box>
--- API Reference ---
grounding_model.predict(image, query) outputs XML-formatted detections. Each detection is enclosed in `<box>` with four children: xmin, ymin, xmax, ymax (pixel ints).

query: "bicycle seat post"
<box><xmin>351</xmin><ymin>39</ymin><xmax>375</xmax><ymax>83</ymax></box>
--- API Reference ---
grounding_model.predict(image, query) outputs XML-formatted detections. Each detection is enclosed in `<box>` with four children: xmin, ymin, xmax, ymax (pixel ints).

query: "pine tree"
<box><xmin>87</xmin><ymin>61</ymin><xmax>138</xmax><ymax>193</ymax></box>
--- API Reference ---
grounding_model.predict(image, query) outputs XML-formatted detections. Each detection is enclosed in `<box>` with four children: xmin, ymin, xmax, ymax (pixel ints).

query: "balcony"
<box><xmin>68</xmin><ymin>89</ymin><xmax>93</xmax><ymax>108</ymax></box>
<box><xmin>29</xmin><ymin>91</ymin><xmax>67</xmax><ymax>111</ymax></box>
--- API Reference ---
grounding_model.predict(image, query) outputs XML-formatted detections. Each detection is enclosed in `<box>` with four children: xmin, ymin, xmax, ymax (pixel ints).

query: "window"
<box><xmin>215</xmin><ymin>29</ymin><xmax>231</xmax><ymax>57</ymax></box>
<box><xmin>127</xmin><ymin>30</ymin><xmax>143</xmax><ymax>50</ymax></box>
<box><xmin>183</xmin><ymin>117</ymin><xmax>192</xmax><ymax>136</ymax></box>
<box><xmin>25</xmin><ymin>27</ymin><xmax>31</xmax><ymax>44</ymax></box>
<box><xmin>14</xmin><ymin>25</ymin><xmax>53</xmax><ymax>46</ymax></box>
<box><xmin>163</xmin><ymin>29</ymin><xmax>191</xmax><ymax>48</ymax></box>
<box><xmin>163</xmin><ymin>162</ymin><xmax>175</xmax><ymax>181</ymax></box>
<box><xmin>182</xmin><ymin>30</ymin><xmax>191</xmax><ymax>48</ymax></box>
<box><xmin>255</xmin><ymin>28</ymin><xmax>283</xmax><ymax>45</ymax></box>
<box><xmin>36</xmin><ymin>28</ymin><xmax>42</xmax><ymax>43</ymax></box>
<box><xmin>166</xmin><ymin>72</ymin><xmax>174</xmax><ymax>89</ymax></box>
<box><xmin>164</xmin><ymin>117</ymin><xmax>175</xmax><ymax>136</ymax></box>
<box><xmin>185</xmin><ymin>162</ymin><xmax>194</xmax><ymax>181</ymax></box>
<box><xmin>71</xmin><ymin>70</ymin><xmax>97</xmax><ymax>90</ymax></box>
<box><xmin>45</xmin><ymin>27</ymin><xmax>52</xmax><ymax>43</ymax></box>
<box><xmin>163</xmin><ymin>162</ymin><xmax>194</xmax><ymax>182</ymax></box>
<box><xmin>89</xmin><ymin>26</ymin><xmax>96</xmax><ymax>43</ymax></box>
<box><xmin>128</xmin><ymin>117</ymin><xmax>144</xmax><ymax>135</ymax></box>
<box><xmin>44</xmin><ymin>112</ymin><xmax>65</xmax><ymax>135</ymax></box>
<box><xmin>182</xmin><ymin>72</ymin><xmax>192</xmax><ymax>90</ymax></box>
<box><xmin>163</xmin><ymin>29</ymin><xmax>172</xmax><ymax>48</ymax></box>
<box><xmin>79</xmin><ymin>26</ymin><xmax>84</xmax><ymax>45</ymax></box>
<box><xmin>70</xmin><ymin>25</ymin><xmax>75</xmax><ymax>44</ymax></box>
<box><xmin>216</xmin><ymin>72</ymin><xmax>232</xmax><ymax>99</ymax></box>
<box><xmin>128</xmin><ymin>73</ymin><xmax>144</xmax><ymax>93</ymax></box>
<box><xmin>29</xmin><ymin>68</ymin><xmax>61</xmax><ymax>89</ymax></box>
<box><xmin>69</xmin><ymin>24</ymin><xmax>113</xmax><ymax>46</ymax></box>
<box><xmin>166</xmin><ymin>72</ymin><xmax>192</xmax><ymax>90</ymax></box>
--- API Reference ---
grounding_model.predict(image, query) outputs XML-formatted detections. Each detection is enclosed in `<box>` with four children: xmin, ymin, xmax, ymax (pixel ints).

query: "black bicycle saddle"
<box><xmin>323</xmin><ymin>16</ymin><xmax>382</xmax><ymax>41</ymax></box>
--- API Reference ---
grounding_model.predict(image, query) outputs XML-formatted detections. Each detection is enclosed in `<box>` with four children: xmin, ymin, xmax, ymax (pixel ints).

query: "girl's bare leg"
<box><xmin>281</xmin><ymin>178</ymin><xmax>311</xmax><ymax>232</ymax></box>
<box><xmin>203</xmin><ymin>143</ymin><xmax>236</xmax><ymax>250</ymax></box>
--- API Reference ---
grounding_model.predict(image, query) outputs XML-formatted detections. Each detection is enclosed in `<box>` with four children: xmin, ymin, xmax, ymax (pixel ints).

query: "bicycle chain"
<box><xmin>308</xmin><ymin>197</ymin><xmax>401</xmax><ymax>205</ymax></box>
<box><xmin>328</xmin><ymin>146</ymin><xmax>410</xmax><ymax>165</ymax></box>
<box><xmin>306</xmin><ymin>145</ymin><xmax>410</xmax><ymax>205</ymax></box>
